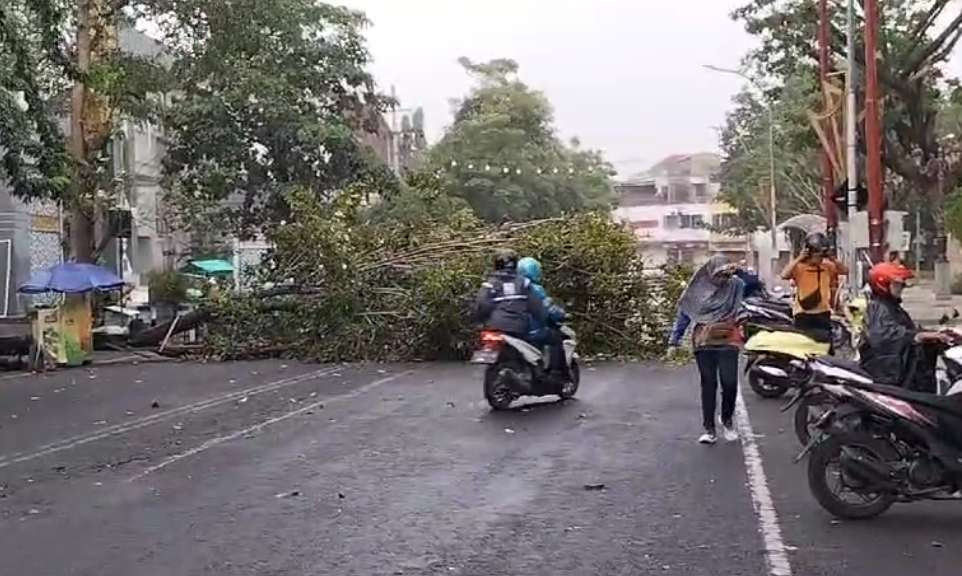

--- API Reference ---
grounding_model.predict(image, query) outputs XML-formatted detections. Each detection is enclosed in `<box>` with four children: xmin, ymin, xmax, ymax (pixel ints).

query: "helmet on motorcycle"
<box><xmin>804</xmin><ymin>232</ymin><xmax>830</xmax><ymax>256</ymax></box>
<box><xmin>493</xmin><ymin>249</ymin><xmax>519</xmax><ymax>272</ymax></box>
<box><xmin>868</xmin><ymin>261</ymin><xmax>914</xmax><ymax>298</ymax></box>
<box><xmin>517</xmin><ymin>257</ymin><xmax>543</xmax><ymax>283</ymax></box>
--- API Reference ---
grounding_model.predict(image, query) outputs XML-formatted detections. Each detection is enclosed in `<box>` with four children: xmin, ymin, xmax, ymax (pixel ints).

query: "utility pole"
<box><xmin>845</xmin><ymin>0</ymin><xmax>860</xmax><ymax>289</ymax></box>
<box><xmin>818</xmin><ymin>0</ymin><xmax>837</xmax><ymax>251</ymax></box>
<box><xmin>864</xmin><ymin>0</ymin><xmax>885</xmax><ymax>263</ymax></box>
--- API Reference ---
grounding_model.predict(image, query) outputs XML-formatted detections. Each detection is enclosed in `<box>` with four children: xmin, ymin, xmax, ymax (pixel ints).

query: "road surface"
<box><xmin>0</xmin><ymin>360</ymin><xmax>959</xmax><ymax>575</ymax></box>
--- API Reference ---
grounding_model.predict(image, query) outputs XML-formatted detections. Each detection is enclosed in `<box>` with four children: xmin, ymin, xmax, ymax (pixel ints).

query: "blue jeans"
<box><xmin>694</xmin><ymin>347</ymin><xmax>739</xmax><ymax>432</ymax></box>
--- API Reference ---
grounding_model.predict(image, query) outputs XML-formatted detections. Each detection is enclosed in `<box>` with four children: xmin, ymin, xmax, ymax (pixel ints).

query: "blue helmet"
<box><xmin>517</xmin><ymin>257</ymin><xmax>542</xmax><ymax>283</ymax></box>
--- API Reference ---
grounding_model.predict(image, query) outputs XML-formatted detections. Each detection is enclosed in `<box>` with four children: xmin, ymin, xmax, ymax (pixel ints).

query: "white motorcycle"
<box><xmin>471</xmin><ymin>325</ymin><xmax>581</xmax><ymax>410</ymax></box>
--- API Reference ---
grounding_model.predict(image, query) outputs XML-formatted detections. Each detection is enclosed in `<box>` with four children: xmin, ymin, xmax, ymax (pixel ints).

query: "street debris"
<box><xmin>338</xmin><ymin>492</ymin><xmax>346</xmax><ymax>499</ymax></box>
<box><xmin>275</xmin><ymin>490</ymin><xmax>301</xmax><ymax>499</ymax></box>
<box><xmin>504</xmin><ymin>428</ymin><xmax>515</xmax><ymax>434</ymax></box>
<box><xmin>446</xmin><ymin>401</ymin><xmax>456</xmax><ymax>408</ymax></box>
<box><xmin>30</xmin><ymin>396</ymin><xmax>40</xmax><ymax>401</ymax></box>
<box><xmin>932</xmin><ymin>541</ymin><xmax>944</xmax><ymax>548</ymax></box>
<box><xmin>151</xmin><ymin>400</ymin><xmax>161</xmax><ymax>409</ymax></box>
<box><xmin>93</xmin><ymin>420</ymin><xmax>107</xmax><ymax>425</ymax></box>
<box><xmin>583</xmin><ymin>483</ymin><xmax>606</xmax><ymax>491</ymax></box>
<box><xmin>238</xmin><ymin>396</ymin><xmax>249</xmax><ymax>404</ymax></box>
<box><xmin>172</xmin><ymin>422</ymin><xmax>184</xmax><ymax>431</ymax></box>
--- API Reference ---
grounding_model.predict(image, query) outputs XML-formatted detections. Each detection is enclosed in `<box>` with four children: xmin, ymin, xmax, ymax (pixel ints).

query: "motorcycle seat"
<box><xmin>865</xmin><ymin>383</ymin><xmax>962</xmax><ymax>417</ymax></box>
<box><xmin>813</xmin><ymin>356</ymin><xmax>873</xmax><ymax>380</ymax></box>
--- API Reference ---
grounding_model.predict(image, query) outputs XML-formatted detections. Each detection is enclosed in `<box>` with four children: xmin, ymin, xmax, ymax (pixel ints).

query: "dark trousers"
<box><xmin>694</xmin><ymin>348</ymin><xmax>739</xmax><ymax>432</ymax></box>
<box><xmin>542</xmin><ymin>327</ymin><xmax>567</xmax><ymax>377</ymax></box>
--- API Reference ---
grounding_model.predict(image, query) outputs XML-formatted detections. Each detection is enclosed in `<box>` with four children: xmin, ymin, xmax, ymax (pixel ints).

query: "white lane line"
<box><xmin>735</xmin><ymin>390</ymin><xmax>794</xmax><ymax>576</ymax></box>
<box><xmin>0</xmin><ymin>367</ymin><xmax>339</xmax><ymax>470</ymax></box>
<box><xmin>128</xmin><ymin>371</ymin><xmax>410</xmax><ymax>482</ymax></box>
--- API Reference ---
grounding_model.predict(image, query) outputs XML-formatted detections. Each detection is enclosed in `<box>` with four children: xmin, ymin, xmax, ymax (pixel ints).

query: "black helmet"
<box><xmin>493</xmin><ymin>249</ymin><xmax>518</xmax><ymax>271</ymax></box>
<box><xmin>804</xmin><ymin>232</ymin><xmax>829</xmax><ymax>255</ymax></box>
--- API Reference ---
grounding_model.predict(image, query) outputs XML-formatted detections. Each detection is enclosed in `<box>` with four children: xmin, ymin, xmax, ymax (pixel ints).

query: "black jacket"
<box><xmin>473</xmin><ymin>271</ymin><xmax>547</xmax><ymax>336</ymax></box>
<box><xmin>859</xmin><ymin>295</ymin><xmax>917</xmax><ymax>386</ymax></box>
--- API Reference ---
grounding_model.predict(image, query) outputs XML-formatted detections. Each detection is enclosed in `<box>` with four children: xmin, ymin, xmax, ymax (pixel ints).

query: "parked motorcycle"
<box><xmin>743</xmin><ymin>328</ymin><xmax>831</xmax><ymax>398</ymax></box>
<box><xmin>471</xmin><ymin>325</ymin><xmax>580</xmax><ymax>410</ymax></box>
<box><xmin>799</xmin><ymin>366</ymin><xmax>962</xmax><ymax>519</ymax></box>
<box><xmin>788</xmin><ymin>328</ymin><xmax>962</xmax><ymax>446</ymax></box>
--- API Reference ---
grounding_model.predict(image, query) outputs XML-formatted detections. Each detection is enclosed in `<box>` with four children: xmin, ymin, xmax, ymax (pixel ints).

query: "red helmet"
<box><xmin>868</xmin><ymin>262</ymin><xmax>914</xmax><ymax>296</ymax></box>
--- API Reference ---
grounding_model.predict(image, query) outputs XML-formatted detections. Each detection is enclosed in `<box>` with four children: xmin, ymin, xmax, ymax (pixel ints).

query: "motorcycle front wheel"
<box><xmin>794</xmin><ymin>393</ymin><xmax>830</xmax><ymax>446</ymax></box>
<box><xmin>807</xmin><ymin>432</ymin><xmax>897</xmax><ymax>520</ymax></box>
<box><xmin>748</xmin><ymin>370</ymin><xmax>790</xmax><ymax>399</ymax></box>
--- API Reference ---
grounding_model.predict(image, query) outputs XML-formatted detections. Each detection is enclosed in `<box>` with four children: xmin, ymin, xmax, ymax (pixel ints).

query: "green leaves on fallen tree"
<box><xmin>207</xmin><ymin>191</ymin><xmax>683</xmax><ymax>362</ymax></box>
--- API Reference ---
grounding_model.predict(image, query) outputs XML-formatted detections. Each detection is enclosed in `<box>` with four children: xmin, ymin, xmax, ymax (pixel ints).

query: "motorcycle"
<box><xmin>788</xmin><ymin>329</ymin><xmax>962</xmax><ymax>446</ymax></box>
<box><xmin>470</xmin><ymin>325</ymin><xmax>580</xmax><ymax>410</ymax></box>
<box><xmin>744</xmin><ymin>329</ymin><xmax>830</xmax><ymax>399</ymax></box>
<box><xmin>798</xmin><ymin>367</ymin><xmax>962</xmax><ymax>519</ymax></box>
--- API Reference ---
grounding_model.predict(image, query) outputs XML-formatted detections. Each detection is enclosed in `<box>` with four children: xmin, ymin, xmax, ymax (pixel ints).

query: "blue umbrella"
<box><xmin>19</xmin><ymin>263</ymin><xmax>126</xmax><ymax>295</ymax></box>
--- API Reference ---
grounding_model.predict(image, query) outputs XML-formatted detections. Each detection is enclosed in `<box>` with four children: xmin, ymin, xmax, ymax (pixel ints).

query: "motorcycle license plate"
<box><xmin>471</xmin><ymin>349</ymin><xmax>499</xmax><ymax>364</ymax></box>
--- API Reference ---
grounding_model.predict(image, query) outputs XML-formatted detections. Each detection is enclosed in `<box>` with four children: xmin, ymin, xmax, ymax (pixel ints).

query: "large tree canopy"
<box><xmin>424</xmin><ymin>57</ymin><xmax>613</xmax><ymax>223</ymax></box>
<box><xmin>1</xmin><ymin>0</ymin><xmax>395</xmax><ymax>260</ymax></box>
<box><xmin>147</xmin><ymin>0</ymin><xmax>397</xmax><ymax>237</ymax></box>
<box><xmin>731</xmin><ymin>0</ymin><xmax>962</xmax><ymax>239</ymax></box>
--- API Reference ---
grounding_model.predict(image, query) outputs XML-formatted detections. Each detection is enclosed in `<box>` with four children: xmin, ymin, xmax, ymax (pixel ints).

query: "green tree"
<box><xmin>732</xmin><ymin>0</ymin><xmax>962</xmax><ymax>249</ymax></box>
<box><xmin>718</xmin><ymin>67</ymin><xmax>823</xmax><ymax>233</ymax></box>
<box><xmin>424</xmin><ymin>57</ymin><xmax>614</xmax><ymax>223</ymax></box>
<box><xmin>148</xmin><ymin>0</ymin><xmax>397</xmax><ymax>238</ymax></box>
<box><xmin>0</xmin><ymin>1</ymin><xmax>169</xmax><ymax>261</ymax></box>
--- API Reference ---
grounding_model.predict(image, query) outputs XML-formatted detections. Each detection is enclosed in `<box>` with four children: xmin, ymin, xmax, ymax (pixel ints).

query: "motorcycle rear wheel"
<box><xmin>807</xmin><ymin>432</ymin><xmax>897</xmax><ymax>520</ymax></box>
<box><xmin>484</xmin><ymin>364</ymin><xmax>517</xmax><ymax>410</ymax></box>
<box><xmin>559</xmin><ymin>359</ymin><xmax>580</xmax><ymax>400</ymax></box>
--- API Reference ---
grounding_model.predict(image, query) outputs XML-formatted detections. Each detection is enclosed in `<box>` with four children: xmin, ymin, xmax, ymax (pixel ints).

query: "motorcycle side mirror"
<box><xmin>954</xmin><ymin>309</ymin><xmax>960</xmax><ymax>319</ymax></box>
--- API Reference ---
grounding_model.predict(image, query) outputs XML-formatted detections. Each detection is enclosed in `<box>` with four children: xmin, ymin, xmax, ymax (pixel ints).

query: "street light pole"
<box><xmin>704</xmin><ymin>64</ymin><xmax>779</xmax><ymax>268</ymax></box>
<box><xmin>845</xmin><ymin>0</ymin><xmax>860</xmax><ymax>291</ymax></box>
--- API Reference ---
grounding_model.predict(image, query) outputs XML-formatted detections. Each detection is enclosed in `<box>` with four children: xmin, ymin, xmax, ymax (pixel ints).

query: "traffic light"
<box><xmin>832</xmin><ymin>179</ymin><xmax>868</xmax><ymax>213</ymax></box>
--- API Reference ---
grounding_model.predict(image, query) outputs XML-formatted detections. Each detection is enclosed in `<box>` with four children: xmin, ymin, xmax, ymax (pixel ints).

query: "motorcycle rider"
<box><xmin>859</xmin><ymin>261</ymin><xmax>948</xmax><ymax>391</ymax></box>
<box><xmin>517</xmin><ymin>256</ymin><xmax>569</xmax><ymax>380</ymax></box>
<box><xmin>781</xmin><ymin>231</ymin><xmax>848</xmax><ymax>346</ymax></box>
<box><xmin>473</xmin><ymin>248</ymin><xmax>548</xmax><ymax>347</ymax></box>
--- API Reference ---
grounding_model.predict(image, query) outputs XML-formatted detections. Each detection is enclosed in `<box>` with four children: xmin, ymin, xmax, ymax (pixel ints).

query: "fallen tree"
<box><xmin>206</xmin><ymin>188</ymin><xmax>689</xmax><ymax>362</ymax></box>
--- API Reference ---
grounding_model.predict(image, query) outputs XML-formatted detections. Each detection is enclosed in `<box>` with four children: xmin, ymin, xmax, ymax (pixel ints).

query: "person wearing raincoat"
<box><xmin>668</xmin><ymin>255</ymin><xmax>745</xmax><ymax>445</ymax></box>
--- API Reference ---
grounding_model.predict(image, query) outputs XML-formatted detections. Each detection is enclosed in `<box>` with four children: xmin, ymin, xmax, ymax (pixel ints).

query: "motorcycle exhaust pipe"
<box><xmin>839</xmin><ymin>446</ymin><xmax>897</xmax><ymax>491</ymax></box>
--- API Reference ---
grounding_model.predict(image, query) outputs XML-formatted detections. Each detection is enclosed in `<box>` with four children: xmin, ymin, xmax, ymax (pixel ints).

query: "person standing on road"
<box><xmin>780</xmin><ymin>232</ymin><xmax>848</xmax><ymax>346</ymax></box>
<box><xmin>668</xmin><ymin>255</ymin><xmax>745</xmax><ymax>445</ymax></box>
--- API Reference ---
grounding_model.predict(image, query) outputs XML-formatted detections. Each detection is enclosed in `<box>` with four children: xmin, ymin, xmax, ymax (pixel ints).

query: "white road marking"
<box><xmin>0</xmin><ymin>367</ymin><xmax>339</xmax><ymax>470</ymax></box>
<box><xmin>735</xmin><ymin>390</ymin><xmax>794</xmax><ymax>576</ymax></box>
<box><xmin>128</xmin><ymin>371</ymin><xmax>410</xmax><ymax>481</ymax></box>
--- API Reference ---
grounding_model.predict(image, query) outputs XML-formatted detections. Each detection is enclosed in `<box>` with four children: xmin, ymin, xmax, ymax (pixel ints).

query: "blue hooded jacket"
<box><xmin>528</xmin><ymin>282</ymin><xmax>567</xmax><ymax>342</ymax></box>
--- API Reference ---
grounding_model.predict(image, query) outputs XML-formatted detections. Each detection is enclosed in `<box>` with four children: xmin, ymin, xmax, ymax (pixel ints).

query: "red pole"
<box><xmin>864</xmin><ymin>0</ymin><xmax>885</xmax><ymax>262</ymax></box>
<box><xmin>818</xmin><ymin>0</ymin><xmax>837</xmax><ymax>249</ymax></box>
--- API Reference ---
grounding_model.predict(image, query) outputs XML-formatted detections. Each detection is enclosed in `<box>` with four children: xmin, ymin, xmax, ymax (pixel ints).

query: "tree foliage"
<box><xmin>731</xmin><ymin>0</ymin><xmax>962</xmax><ymax>236</ymax></box>
<box><xmin>718</xmin><ymin>66</ymin><xmax>823</xmax><ymax>233</ymax></box>
<box><xmin>143</xmin><ymin>0</ymin><xmax>398</xmax><ymax>237</ymax></box>
<box><xmin>423</xmin><ymin>57</ymin><xmax>614</xmax><ymax>223</ymax></box>
<box><xmin>208</xmin><ymin>190</ymin><xmax>681</xmax><ymax>362</ymax></box>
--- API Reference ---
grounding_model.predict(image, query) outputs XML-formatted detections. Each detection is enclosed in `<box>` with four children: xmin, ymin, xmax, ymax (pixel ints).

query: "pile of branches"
<box><xmin>207</xmin><ymin>189</ymin><xmax>689</xmax><ymax>362</ymax></box>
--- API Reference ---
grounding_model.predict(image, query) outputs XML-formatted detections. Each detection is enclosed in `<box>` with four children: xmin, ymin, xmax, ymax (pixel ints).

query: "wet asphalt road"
<box><xmin>0</xmin><ymin>360</ymin><xmax>960</xmax><ymax>576</ymax></box>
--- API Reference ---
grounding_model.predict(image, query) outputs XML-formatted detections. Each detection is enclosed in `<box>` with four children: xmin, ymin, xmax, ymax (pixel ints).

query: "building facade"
<box><xmin>612</xmin><ymin>153</ymin><xmax>748</xmax><ymax>268</ymax></box>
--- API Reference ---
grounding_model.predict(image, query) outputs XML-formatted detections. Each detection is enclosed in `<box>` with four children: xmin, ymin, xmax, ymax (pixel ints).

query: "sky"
<box><xmin>339</xmin><ymin>0</ymin><xmax>962</xmax><ymax>179</ymax></box>
<box><xmin>336</xmin><ymin>0</ymin><xmax>760</xmax><ymax>177</ymax></box>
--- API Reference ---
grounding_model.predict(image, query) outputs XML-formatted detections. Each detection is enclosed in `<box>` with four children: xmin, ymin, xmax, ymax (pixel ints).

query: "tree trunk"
<box><xmin>67</xmin><ymin>0</ymin><xmax>116</xmax><ymax>263</ymax></box>
<box><xmin>68</xmin><ymin>0</ymin><xmax>94</xmax><ymax>262</ymax></box>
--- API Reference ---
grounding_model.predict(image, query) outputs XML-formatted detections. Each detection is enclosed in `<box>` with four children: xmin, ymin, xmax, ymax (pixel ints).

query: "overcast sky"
<box><xmin>337</xmin><ymin>0</ymin><xmax>757</xmax><ymax>177</ymax></box>
<box><xmin>339</xmin><ymin>0</ymin><xmax>962</xmax><ymax>178</ymax></box>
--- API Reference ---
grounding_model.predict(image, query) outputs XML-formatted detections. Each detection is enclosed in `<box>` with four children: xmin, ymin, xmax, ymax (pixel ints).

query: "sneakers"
<box><xmin>722</xmin><ymin>421</ymin><xmax>739</xmax><ymax>443</ymax></box>
<box><xmin>698</xmin><ymin>430</ymin><xmax>717</xmax><ymax>445</ymax></box>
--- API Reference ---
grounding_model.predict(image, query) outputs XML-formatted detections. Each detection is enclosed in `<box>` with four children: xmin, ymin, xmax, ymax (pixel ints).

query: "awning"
<box><xmin>186</xmin><ymin>259</ymin><xmax>234</xmax><ymax>276</ymax></box>
<box><xmin>19</xmin><ymin>263</ymin><xmax>125</xmax><ymax>294</ymax></box>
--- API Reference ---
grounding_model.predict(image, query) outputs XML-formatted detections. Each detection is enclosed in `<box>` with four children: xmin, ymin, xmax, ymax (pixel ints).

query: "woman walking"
<box><xmin>668</xmin><ymin>255</ymin><xmax>745</xmax><ymax>445</ymax></box>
